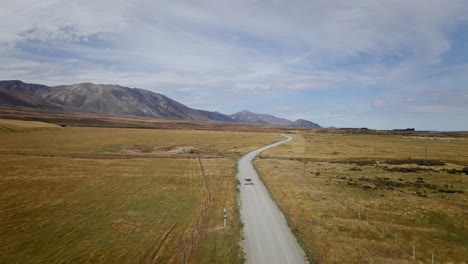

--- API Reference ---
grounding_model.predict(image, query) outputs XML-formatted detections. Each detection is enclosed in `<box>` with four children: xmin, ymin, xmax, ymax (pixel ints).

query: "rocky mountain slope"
<box><xmin>291</xmin><ymin>119</ymin><xmax>321</xmax><ymax>128</ymax></box>
<box><xmin>0</xmin><ymin>80</ymin><xmax>233</xmax><ymax>122</ymax></box>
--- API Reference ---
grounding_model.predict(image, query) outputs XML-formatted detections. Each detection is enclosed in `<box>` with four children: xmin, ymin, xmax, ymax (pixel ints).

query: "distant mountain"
<box><xmin>291</xmin><ymin>119</ymin><xmax>321</xmax><ymax>128</ymax></box>
<box><xmin>230</xmin><ymin>110</ymin><xmax>321</xmax><ymax>128</ymax></box>
<box><xmin>0</xmin><ymin>80</ymin><xmax>322</xmax><ymax>128</ymax></box>
<box><xmin>0</xmin><ymin>80</ymin><xmax>233</xmax><ymax>122</ymax></box>
<box><xmin>0</xmin><ymin>88</ymin><xmax>64</xmax><ymax>110</ymax></box>
<box><xmin>230</xmin><ymin>110</ymin><xmax>292</xmax><ymax>126</ymax></box>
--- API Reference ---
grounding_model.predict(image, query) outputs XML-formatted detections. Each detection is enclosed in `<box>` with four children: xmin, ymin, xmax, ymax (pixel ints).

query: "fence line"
<box><xmin>178</xmin><ymin>157</ymin><xmax>214</xmax><ymax>263</ymax></box>
<box><xmin>198</xmin><ymin>155</ymin><xmax>211</xmax><ymax>201</ymax></box>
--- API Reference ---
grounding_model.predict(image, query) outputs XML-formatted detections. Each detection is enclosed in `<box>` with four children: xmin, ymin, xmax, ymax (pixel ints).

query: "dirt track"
<box><xmin>237</xmin><ymin>134</ymin><xmax>308</xmax><ymax>264</ymax></box>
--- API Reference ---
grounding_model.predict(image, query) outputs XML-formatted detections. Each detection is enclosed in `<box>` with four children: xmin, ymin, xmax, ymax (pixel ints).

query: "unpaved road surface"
<box><xmin>238</xmin><ymin>134</ymin><xmax>308</xmax><ymax>264</ymax></box>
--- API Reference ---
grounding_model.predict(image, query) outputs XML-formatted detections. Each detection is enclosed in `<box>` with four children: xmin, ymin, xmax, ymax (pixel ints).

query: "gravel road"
<box><xmin>238</xmin><ymin>134</ymin><xmax>308</xmax><ymax>264</ymax></box>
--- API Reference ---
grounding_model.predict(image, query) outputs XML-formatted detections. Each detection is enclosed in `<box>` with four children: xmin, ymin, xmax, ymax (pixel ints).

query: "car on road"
<box><xmin>244</xmin><ymin>178</ymin><xmax>254</xmax><ymax>185</ymax></box>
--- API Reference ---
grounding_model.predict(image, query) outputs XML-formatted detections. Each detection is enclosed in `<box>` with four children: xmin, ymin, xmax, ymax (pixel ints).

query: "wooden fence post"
<box><xmin>223</xmin><ymin>208</ymin><xmax>227</xmax><ymax>228</ymax></box>
<box><xmin>182</xmin><ymin>248</ymin><xmax>186</xmax><ymax>264</ymax></box>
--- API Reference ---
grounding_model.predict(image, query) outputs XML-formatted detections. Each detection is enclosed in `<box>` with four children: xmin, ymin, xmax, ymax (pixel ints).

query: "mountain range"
<box><xmin>229</xmin><ymin>110</ymin><xmax>320</xmax><ymax>128</ymax></box>
<box><xmin>0</xmin><ymin>80</ymin><xmax>320</xmax><ymax>128</ymax></box>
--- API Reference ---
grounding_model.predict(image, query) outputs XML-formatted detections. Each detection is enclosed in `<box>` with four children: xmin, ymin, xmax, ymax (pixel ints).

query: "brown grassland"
<box><xmin>0</xmin><ymin>118</ymin><xmax>282</xmax><ymax>263</ymax></box>
<box><xmin>0</xmin><ymin>118</ymin><xmax>62</xmax><ymax>133</ymax></box>
<box><xmin>2</xmin><ymin>115</ymin><xmax>467</xmax><ymax>264</ymax></box>
<box><xmin>256</xmin><ymin>130</ymin><xmax>468</xmax><ymax>263</ymax></box>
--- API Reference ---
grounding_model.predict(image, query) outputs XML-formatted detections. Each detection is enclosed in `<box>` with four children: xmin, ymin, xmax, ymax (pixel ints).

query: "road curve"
<box><xmin>237</xmin><ymin>134</ymin><xmax>308</xmax><ymax>264</ymax></box>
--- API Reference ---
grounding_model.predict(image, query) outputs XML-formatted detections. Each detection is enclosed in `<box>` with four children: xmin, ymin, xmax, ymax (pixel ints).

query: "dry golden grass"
<box><xmin>255</xmin><ymin>132</ymin><xmax>468</xmax><ymax>263</ymax></box>
<box><xmin>0</xmin><ymin>118</ymin><xmax>62</xmax><ymax>133</ymax></box>
<box><xmin>0</xmin><ymin>120</ymin><xmax>282</xmax><ymax>263</ymax></box>
<box><xmin>186</xmin><ymin>158</ymin><xmax>243</xmax><ymax>264</ymax></box>
<box><xmin>0</xmin><ymin>126</ymin><xmax>281</xmax><ymax>157</ymax></box>
<box><xmin>263</xmin><ymin>132</ymin><xmax>468</xmax><ymax>164</ymax></box>
<box><xmin>0</xmin><ymin>155</ymin><xmax>204</xmax><ymax>263</ymax></box>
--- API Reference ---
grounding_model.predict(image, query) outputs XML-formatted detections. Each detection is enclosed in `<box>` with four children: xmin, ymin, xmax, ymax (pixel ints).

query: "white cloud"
<box><xmin>0</xmin><ymin>0</ymin><xmax>130</xmax><ymax>43</ymax></box>
<box><xmin>1</xmin><ymin>1</ymin><xmax>466</xmax><ymax>81</ymax></box>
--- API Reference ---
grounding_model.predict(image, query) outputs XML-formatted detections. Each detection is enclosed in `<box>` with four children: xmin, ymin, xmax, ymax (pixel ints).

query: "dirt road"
<box><xmin>238</xmin><ymin>134</ymin><xmax>308</xmax><ymax>264</ymax></box>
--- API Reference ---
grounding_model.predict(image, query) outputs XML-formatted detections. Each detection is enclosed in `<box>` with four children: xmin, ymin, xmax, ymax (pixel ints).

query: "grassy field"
<box><xmin>188</xmin><ymin>158</ymin><xmax>242</xmax><ymax>264</ymax></box>
<box><xmin>263</xmin><ymin>131</ymin><xmax>468</xmax><ymax>164</ymax></box>
<box><xmin>3</xmin><ymin>118</ymin><xmax>466</xmax><ymax>263</ymax></box>
<box><xmin>1</xmin><ymin>156</ymin><xmax>204</xmax><ymax>263</ymax></box>
<box><xmin>0</xmin><ymin>124</ymin><xmax>281</xmax><ymax>157</ymax></box>
<box><xmin>0</xmin><ymin>118</ymin><xmax>63</xmax><ymax>133</ymax></box>
<box><xmin>0</xmin><ymin>119</ymin><xmax>282</xmax><ymax>263</ymax></box>
<box><xmin>256</xmin><ymin>131</ymin><xmax>468</xmax><ymax>263</ymax></box>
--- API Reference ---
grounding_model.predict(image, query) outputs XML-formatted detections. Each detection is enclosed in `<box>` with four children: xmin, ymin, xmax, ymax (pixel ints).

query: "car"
<box><xmin>244</xmin><ymin>178</ymin><xmax>254</xmax><ymax>185</ymax></box>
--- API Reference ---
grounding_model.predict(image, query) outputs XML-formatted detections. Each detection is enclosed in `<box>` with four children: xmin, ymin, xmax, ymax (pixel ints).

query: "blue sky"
<box><xmin>1</xmin><ymin>0</ymin><xmax>468</xmax><ymax>130</ymax></box>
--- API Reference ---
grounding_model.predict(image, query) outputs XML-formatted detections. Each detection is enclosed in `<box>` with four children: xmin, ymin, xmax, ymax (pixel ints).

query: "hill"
<box><xmin>0</xmin><ymin>80</ymin><xmax>233</xmax><ymax>122</ymax></box>
<box><xmin>230</xmin><ymin>110</ymin><xmax>321</xmax><ymax>128</ymax></box>
<box><xmin>291</xmin><ymin>119</ymin><xmax>321</xmax><ymax>128</ymax></box>
<box><xmin>230</xmin><ymin>110</ymin><xmax>292</xmax><ymax>126</ymax></box>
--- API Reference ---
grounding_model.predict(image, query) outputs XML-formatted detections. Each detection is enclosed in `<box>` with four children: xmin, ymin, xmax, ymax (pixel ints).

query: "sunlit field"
<box><xmin>0</xmin><ymin>119</ymin><xmax>281</xmax><ymax>263</ymax></box>
<box><xmin>256</xmin><ymin>131</ymin><xmax>468</xmax><ymax>263</ymax></box>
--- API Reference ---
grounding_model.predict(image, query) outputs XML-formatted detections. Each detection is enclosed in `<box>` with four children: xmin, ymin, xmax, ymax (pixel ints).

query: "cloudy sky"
<box><xmin>1</xmin><ymin>0</ymin><xmax>468</xmax><ymax>130</ymax></box>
